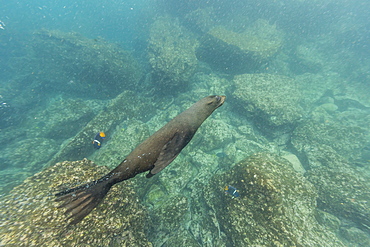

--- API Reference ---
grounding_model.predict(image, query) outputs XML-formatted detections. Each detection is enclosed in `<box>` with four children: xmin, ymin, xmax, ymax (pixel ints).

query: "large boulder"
<box><xmin>90</xmin><ymin>119</ymin><xmax>150</xmax><ymax>168</ymax></box>
<box><xmin>197</xmin><ymin>19</ymin><xmax>283</xmax><ymax>74</ymax></box>
<box><xmin>48</xmin><ymin>90</ymin><xmax>154</xmax><ymax>165</ymax></box>
<box><xmin>306</xmin><ymin>165</ymin><xmax>370</xmax><ymax>234</ymax></box>
<box><xmin>0</xmin><ymin>159</ymin><xmax>151</xmax><ymax>247</ymax></box>
<box><xmin>203</xmin><ymin>153</ymin><xmax>345</xmax><ymax>246</ymax></box>
<box><xmin>292</xmin><ymin>120</ymin><xmax>367</xmax><ymax>165</ymax></box>
<box><xmin>30</xmin><ymin>29</ymin><xmax>142</xmax><ymax>99</ymax></box>
<box><xmin>233</xmin><ymin>73</ymin><xmax>304</xmax><ymax>136</ymax></box>
<box><xmin>148</xmin><ymin>16</ymin><xmax>198</xmax><ymax>91</ymax></box>
<box><xmin>25</xmin><ymin>98</ymin><xmax>96</xmax><ymax>140</ymax></box>
<box><xmin>1</xmin><ymin>138</ymin><xmax>58</xmax><ymax>170</ymax></box>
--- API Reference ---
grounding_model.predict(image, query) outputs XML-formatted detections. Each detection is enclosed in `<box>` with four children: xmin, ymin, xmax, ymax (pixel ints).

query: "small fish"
<box><xmin>224</xmin><ymin>185</ymin><xmax>240</xmax><ymax>197</ymax></box>
<box><xmin>92</xmin><ymin>132</ymin><xmax>106</xmax><ymax>149</ymax></box>
<box><xmin>0</xmin><ymin>20</ymin><xmax>5</xmax><ymax>30</ymax></box>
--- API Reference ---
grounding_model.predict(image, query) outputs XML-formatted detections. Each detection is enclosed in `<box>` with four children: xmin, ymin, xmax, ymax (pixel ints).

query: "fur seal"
<box><xmin>55</xmin><ymin>95</ymin><xmax>226</xmax><ymax>224</ymax></box>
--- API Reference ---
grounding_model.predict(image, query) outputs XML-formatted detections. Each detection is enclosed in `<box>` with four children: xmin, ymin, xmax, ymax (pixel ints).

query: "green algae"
<box><xmin>0</xmin><ymin>159</ymin><xmax>151</xmax><ymax>247</ymax></box>
<box><xmin>48</xmin><ymin>90</ymin><xmax>154</xmax><ymax>165</ymax></box>
<box><xmin>292</xmin><ymin>119</ymin><xmax>367</xmax><ymax>162</ymax></box>
<box><xmin>307</xmin><ymin>165</ymin><xmax>370</xmax><ymax>233</ymax></box>
<box><xmin>31</xmin><ymin>29</ymin><xmax>142</xmax><ymax>99</ymax></box>
<box><xmin>204</xmin><ymin>153</ymin><xmax>345</xmax><ymax>246</ymax></box>
<box><xmin>197</xmin><ymin>19</ymin><xmax>283</xmax><ymax>74</ymax></box>
<box><xmin>90</xmin><ymin>119</ymin><xmax>150</xmax><ymax>169</ymax></box>
<box><xmin>148</xmin><ymin>16</ymin><xmax>198</xmax><ymax>90</ymax></box>
<box><xmin>233</xmin><ymin>73</ymin><xmax>304</xmax><ymax>136</ymax></box>
<box><xmin>208</xmin><ymin>24</ymin><xmax>281</xmax><ymax>60</ymax></box>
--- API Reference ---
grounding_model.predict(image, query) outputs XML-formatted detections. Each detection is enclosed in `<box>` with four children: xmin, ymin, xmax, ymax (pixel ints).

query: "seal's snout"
<box><xmin>217</xmin><ymin>95</ymin><xmax>226</xmax><ymax>107</ymax></box>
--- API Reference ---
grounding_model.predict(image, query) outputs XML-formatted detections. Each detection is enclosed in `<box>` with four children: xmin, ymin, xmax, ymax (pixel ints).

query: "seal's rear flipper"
<box><xmin>55</xmin><ymin>179</ymin><xmax>112</xmax><ymax>225</ymax></box>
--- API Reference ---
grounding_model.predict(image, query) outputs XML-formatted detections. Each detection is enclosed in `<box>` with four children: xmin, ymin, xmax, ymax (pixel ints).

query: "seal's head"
<box><xmin>207</xmin><ymin>95</ymin><xmax>226</xmax><ymax>108</ymax></box>
<box><xmin>189</xmin><ymin>95</ymin><xmax>226</xmax><ymax>122</ymax></box>
<box><xmin>200</xmin><ymin>95</ymin><xmax>226</xmax><ymax>112</ymax></box>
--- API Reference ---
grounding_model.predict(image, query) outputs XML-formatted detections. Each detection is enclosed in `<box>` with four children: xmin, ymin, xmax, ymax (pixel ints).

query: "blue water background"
<box><xmin>1</xmin><ymin>0</ymin><xmax>370</xmax><ymax>245</ymax></box>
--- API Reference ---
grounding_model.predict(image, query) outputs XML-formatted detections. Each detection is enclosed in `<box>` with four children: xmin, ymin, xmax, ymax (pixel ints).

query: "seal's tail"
<box><xmin>55</xmin><ymin>179</ymin><xmax>112</xmax><ymax>225</ymax></box>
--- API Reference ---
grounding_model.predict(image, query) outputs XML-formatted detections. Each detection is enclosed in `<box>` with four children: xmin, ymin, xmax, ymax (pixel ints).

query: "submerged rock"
<box><xmin>90</xmin><ymin>119</ymin><xmax>150</xmax><ymax>169</ymax></box>
<box><xmin>26</xmin><ymin>98</ymin><xmax>96</xmax><ymax>140</ymax></box>
<box><xmin>148</xmin><ymin>16</ymin><xmax>198</xmax><ymax>91</ymax></box>
<box><xmin>233</xmin><ymin>73</ymin><xmax>303</xmax><ymax>136</ymax></box>
<box><xmin>31</xmin><ymin>29</ymin><xmax>142</xmax><ymax>99</ymax></box>
<box><xmin>306</xmin><ymin>165</ymin><xmax>370</xmax><ymax>233</ymax></box>
<box><xmin>292</xmin><ymin>120</ymin><xmax>367</xmax><ymax>163</ymax></box>
<box><xmin>0</xmin><ymin>159</ymin><xmax>151</xmax><ymax>247</ymax></box>
<box><xmin>48</xmin><ymin>91</ymin><xmax>154</xmax><ymax>165</ymax></box>
<box><xmin>1</xmin><ymin>138</ymin><xmax>58</xmax><ymax>170</ymax></box>
<box><xmin>204</xmin><ymin>153</ymin><xmax>345</xmax><ymax>246</ymax></box>
<box><xmin>197</xmin><ymin>19</ymin><xmax>283</xmax><ymax>74</ymax></box>
<box><xmin>184</xmin><ymin>7</ymin><xmax>216</xmax><ymax>33</ymax></box>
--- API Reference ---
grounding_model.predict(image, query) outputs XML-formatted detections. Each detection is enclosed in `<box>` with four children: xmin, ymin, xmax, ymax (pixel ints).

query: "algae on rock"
<box><xmin>233</xmin><ymin>73</ymin><xmax>304</xmax><ymax>136</ymax></box>
<box><xmin>89</xmin><ymin>119</ymin><xmax>151</xmax><ymax>169</ymax></box>
<box><xmin>31</xmin><ymin>29</ymin><xmax>142</xmax><ymax>99</ymax></box>
<box><xmin>204</xmin><ymin>153</ymin><xmax>345</xmax><ymax>246</ymax></box>
<box><xmin>292</xmin><ymin>119</ymin><xmax>367</xmax><ymax>163</ymax></box>
<box><xmin>148</xmin><ymin>16</ymin><xmax>199</xmax><ymax>91</ymax></box>
<box><xmin>0</xmin><ymin>159</ymin><xmax>151</xmax><ymax>247</ymax></box>
<box><xmin>48</xmin><ymin>91</ymin><xmax>154</xmax><ymax>165</ymax></box>
<box><xmin>26</xmin><ymin>97</ymin><xmax>97</xmax><ymax>140</ymax></box>
<box><xmin>184</xmin><ymin>7</ymin><xmax>217</xmax><ymax>33</ymax></box>
<box><xmin>307</xmin><ymin>165</ymin><xmax>370</xmax><ymax>234</ymax></box>
<box><xmin>197</xmin><ymin>19</ymin><xmax>283</xmax><ymax>74</ymax></box>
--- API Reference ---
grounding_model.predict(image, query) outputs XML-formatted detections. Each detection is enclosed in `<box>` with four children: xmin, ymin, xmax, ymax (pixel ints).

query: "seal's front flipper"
<box><xmin>55</xmin><ymin>179</ymin><xmax>112</xmax><ymax>225</ymax></box>
<box><xmin>146</xmin><ymin>131</ymin><xmax>194</xmax><ymax>178</ymax></box>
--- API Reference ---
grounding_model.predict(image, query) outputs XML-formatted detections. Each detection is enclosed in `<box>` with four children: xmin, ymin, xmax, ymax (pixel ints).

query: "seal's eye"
<box><xmin>215</xmin><ymin>95</ymin><xmax>221</xmax><ymax>101</ymax></box>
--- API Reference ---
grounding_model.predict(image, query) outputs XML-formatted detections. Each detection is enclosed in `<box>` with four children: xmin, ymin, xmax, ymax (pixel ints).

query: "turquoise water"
<box><xmin>0</xmin><ymin>0</ymin><xmax>369</xmax><ymax>246</ymax></box>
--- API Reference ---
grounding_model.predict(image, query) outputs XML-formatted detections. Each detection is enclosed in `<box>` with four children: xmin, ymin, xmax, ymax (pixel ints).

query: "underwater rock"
<box><xmin>204</xmin><ymin>153</ymin><xmax>345</xmax><ymax>246</ymax></box>
<box><xmin>191</xmin><ymin>72</ymin><xmax>230</xmax><ymax>96</ymax></box>
<box><xmin>292</xmin><ymin>120</ymin><xmax>367</xmax><ymax>162</ymax></box>
<box><xmin>340</xmin><ymin>227</ymin><xmax>370</xmax><ymax>246</ymax></box>
<box><xmin>315</xmin><ymin>209</ymin><xmax>341</xmax><ymax>233</ymax></box>
<box><xmin>0</xmin><ymin>98</ymin><xmax>97</xmax><ymax>193</ymax></box>
<box><xmin>281</xmin><ymin>151</ymin><xmax>306</xmax><ymax>174</ymax></box>
<box><xmin>197</xmin><ymin>19</ymin><xmax>283</xmax><ymax>74</ymax></box>
<box><xmin>143</xmin><ymin>183</ymin><xmax>167</xmax><ymax>209</ymax></box>
<box><xmin>157</xmin><ymin>157</ymin><xmax>197</xmax><ymax>196</ymax></box>
<box><xmin>151</xmin><ymin>195</ymin><xmax>188</xmax><ymax>230</ymax></box>
<box><xmin>290</xmin><ymin>44</ymin><xmax>325</xmax><ymax>74</ymax></box>
<box><xmin>161</xmin><ymin>229</ymin><xmax>200</xmax><ymax>247</ymax></box>
<box><xmin>0</xmin><ymin>168</ymin><xmax>33</xmax><ymax>195</ymax></box>
<box><xmin>306</xmin><ymin>165</ymin><xmax>370</xmax><ymax>234</ymax></box>
<box><xmin>0</xmin><ymin>159</ymin><xmax>150</xmax><ymax>247</ymax></box>
<box><xmin>26</xmin><ymin>98</ymin><xmax>96</xmax><ymax>140</ymax></box>
<box><xmin>320</xmin><ymin>102</ymin><xmax>338</xmax><ymax>113</ymax></box>
<box><xmin>233</xmin><ymin>73</ymin><xmax>303</xmax><ymax>136</ymax></box>
<box><xmin>144</xmin><ymin>195</ymin><xmax>195</xmax><ymax>246</ymax></box>
<box><xmin>224</xmin><ymin>138</ymin><xmax>268</xmax><ymax>164</ymax></box>
<box><xmin>184</xmin><ymin>7</ymin><xmax>216</xmax><ymax>33</ymax></box>
<box><xmin>48</xmin><ymin>91</ymin><xmax>154</xmax><ymax>164</ymax></box>
<box><xmin>294</xmin><ymin>72</ymin><xmax>340</xmax><ymax>111</ymax></box>
<box><xmin>193</xmin><ymin>118</ymin><xmax>235</xmax><ymax>152</ymax></box>
<box><xmin>90</xmin><ymin>119</ymin><xmax>150</xmax><ymax>169</ymax></box>
<box><xmin>148</xmin><ymin>16</ymin><xmax>198</xmax><ymax>91</ymax></box>
<box><xmin>1</xmin><ymin>138</ymin><xmax>58</xmax><ymax>170</ymax></box>
<box><xmin>185</xmin><ymin>179</ymin><xmax>229</xmax><ymax>246</ymax></box>
<box><xmin>31</xmin><ymin>29</ymin><xmax>142</xmax><ymax>99</ymax></box>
